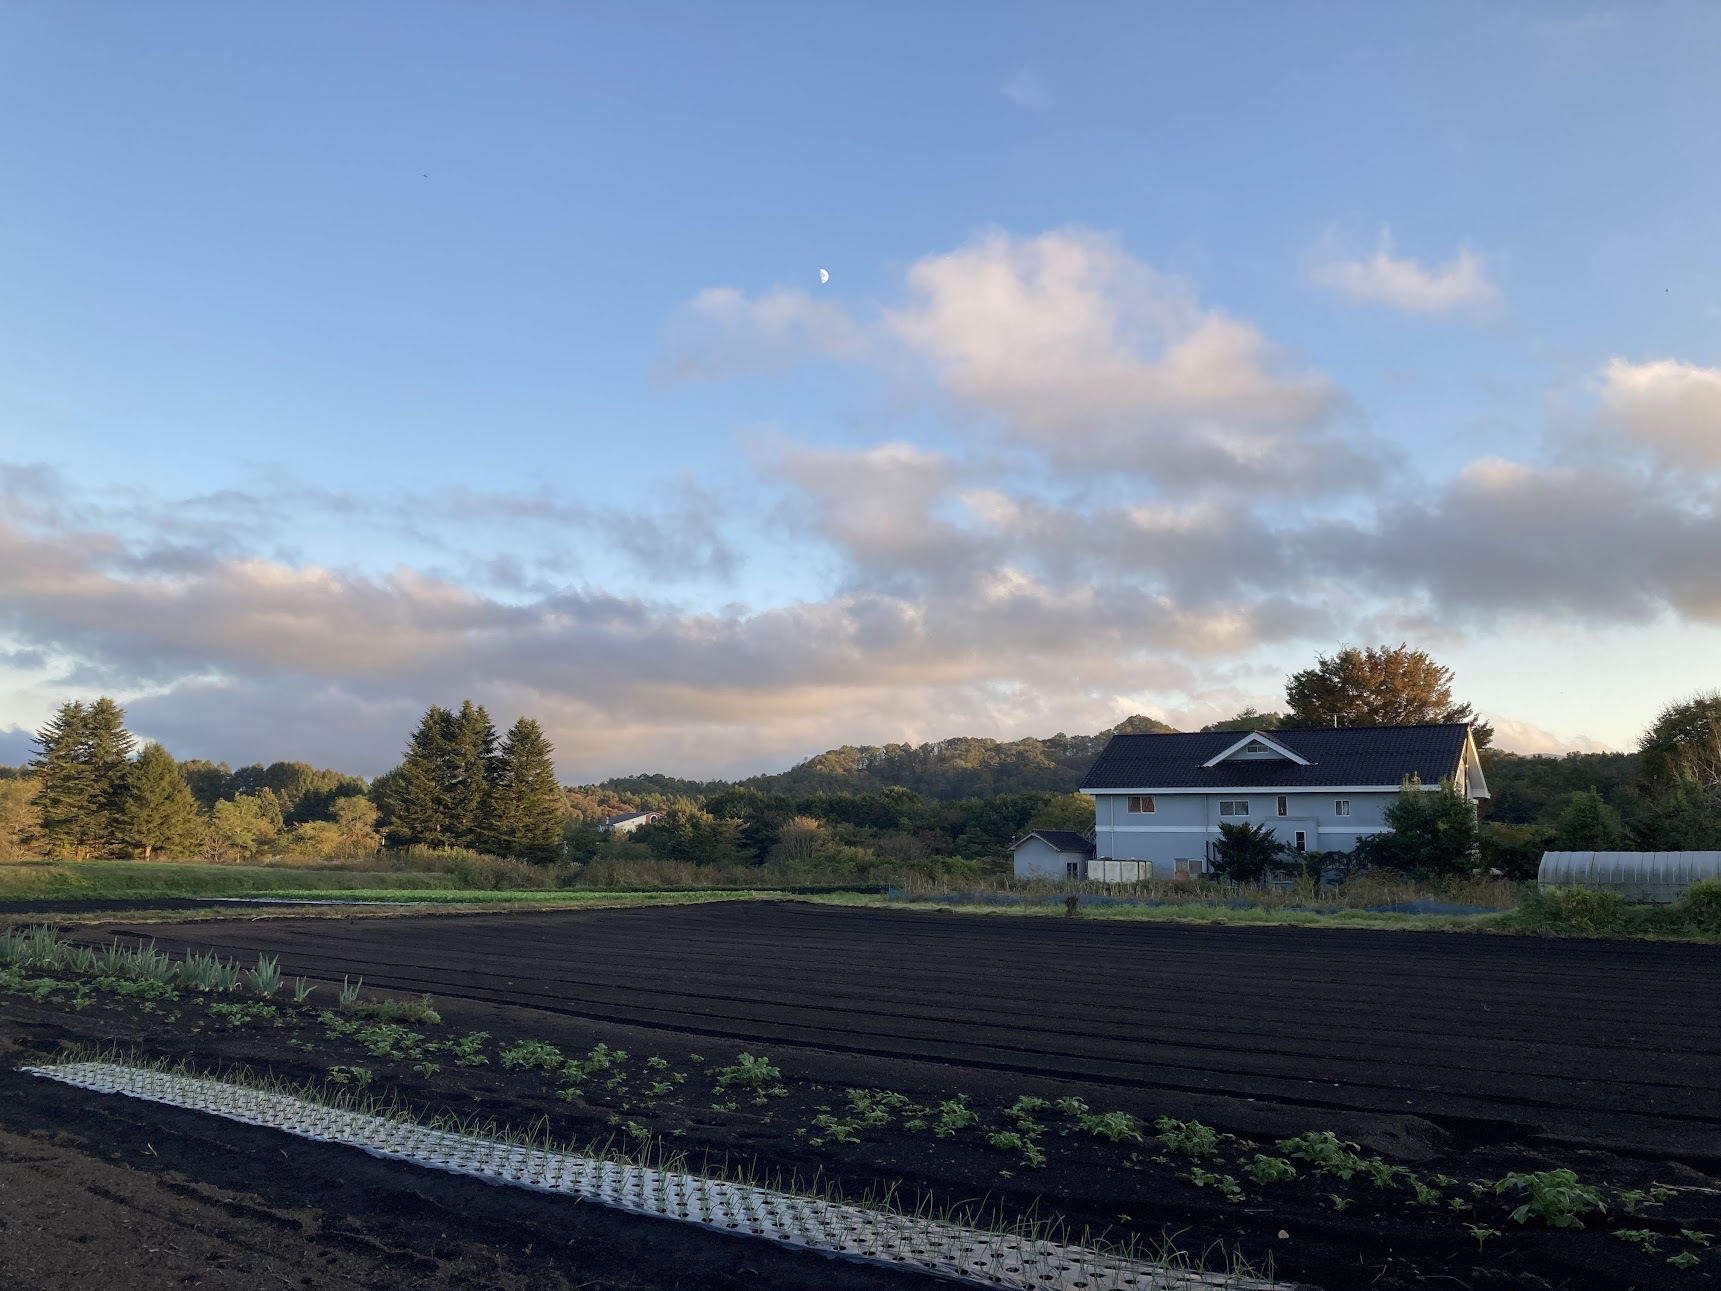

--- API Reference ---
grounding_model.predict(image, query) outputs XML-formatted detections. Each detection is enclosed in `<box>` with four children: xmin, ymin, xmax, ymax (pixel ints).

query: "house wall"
<box><xmin>1092</xmin><ymin>790</ymin><xmax>1401</xmax><ymax>871</ymax></box>
<box><xmin>1012</xmin><ymin>836</ymin><xmax>1086</xmax><ymax>880</ymax></box>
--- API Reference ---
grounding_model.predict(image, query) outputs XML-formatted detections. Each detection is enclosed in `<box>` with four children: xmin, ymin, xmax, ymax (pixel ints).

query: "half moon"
<box><xmin>819</xmin><ymin>268</ymin><xmax>829</xmax><ymax>284</ymax></box>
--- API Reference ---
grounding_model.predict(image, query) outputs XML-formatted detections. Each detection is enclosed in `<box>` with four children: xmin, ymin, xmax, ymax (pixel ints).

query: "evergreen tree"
<box><xmin>446</xmin><ymin>700</ymin><xmax>500</xmax><ymax>848</ymax></box>
<box><xmin>30</xmin><ymin>701</ymin><xmax>98</xmax><ymax>858</ymax></box>
<box><xmin>386</xmin><ymin>706</ymin><xmax>456</xmax><ymax>848</ymax></box>
<box><xmin>121</xmin><ymin>743</ymin><xmax>204</xmax><ymax>859</ymax></box>
<box><xmin>1353</xmin><ymin>777</ymin><xmax>1480</xmax><ymax>878</ymax></box>
<box><xmin>1553</xmin><ymin>787</ymin><xmax>1625</xmax><ymax>850</ymax></box>
<box><xmin>30</xmin><ymin>696</ymin><xmax>135</xmax><ymax>857</ymax></box>
<box><xmin>488</xmin><ymin>718</ymin><xmax>565</xmax><ymax>861</ymax></box>
<box><xmin>85</xmin><ymin>698</ymin><xmax>137</xmax><ymax>843</ymax></box>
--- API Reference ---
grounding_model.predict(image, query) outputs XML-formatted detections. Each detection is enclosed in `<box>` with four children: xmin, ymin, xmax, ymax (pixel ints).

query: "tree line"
<box><xmin>1</xmin><ymin>698</ymin><xmax>566</xmax><ymax>864</ymax></box>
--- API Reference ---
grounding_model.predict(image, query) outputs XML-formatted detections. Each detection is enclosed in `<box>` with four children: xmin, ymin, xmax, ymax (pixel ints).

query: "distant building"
<box><xmin>600</xmin><ymin>810</ymin><xmax>663</xmax><ymax>834</ymax></box>
<box><xmin>1014</xmin><ymin>724</ymin><xmax>1489</xmax><ymax>882</ymax></box>
<box><xmin>1082</xmin><ymin>724</ymin><xmax>1488</xmax><ymax>878</ymax></box>
<box><xmin>1008</xmin><ymin>829</ymin><xmax>1097</xmax><ymax>881</ymax></box>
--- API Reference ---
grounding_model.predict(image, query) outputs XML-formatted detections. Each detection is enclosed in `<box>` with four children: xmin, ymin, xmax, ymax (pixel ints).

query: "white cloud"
<box><xmin>1311</xmin><ymin>230</ymin><xmax>1502</xmax><ymax>318</ymax></box>
<box><xmin>1597</xmin><ymin>357</ymin><xmax>1721</xmax><ymax>471</ymax></box>
<box><xmin>1000</xmin><ymin>69</ymin><xmax>1050</xmax><ymax>109</ymax></box>
<box><xmin>662</xmin><ymin>286</ymin><xmax>870</xmax><ymax>379</ymax></box>
<box><xmin>1486</xmin><ymin>716</ymin><xmax>1614</xmax><ymax>756</ymax></box>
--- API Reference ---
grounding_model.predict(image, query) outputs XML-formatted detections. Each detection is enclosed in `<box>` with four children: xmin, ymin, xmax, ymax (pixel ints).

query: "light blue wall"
<box><xmin>1012</xmin><ymin>835</ymin><xmax>1086</xmax><ymax>880</ymax></box>
<box><xmin>1091</xmin><ymin>789</ymin><xmax>1402</xmax><ymax>872</ymax></box>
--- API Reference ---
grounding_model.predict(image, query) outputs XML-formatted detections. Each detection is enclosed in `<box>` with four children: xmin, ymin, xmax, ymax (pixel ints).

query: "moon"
<box><xmin>819</xmin><ymin>268</ymin><xmax>829</xmax><ymax>284</ymax></box>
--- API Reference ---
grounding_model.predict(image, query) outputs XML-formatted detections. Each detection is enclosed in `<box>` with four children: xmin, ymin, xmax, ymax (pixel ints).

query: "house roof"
<box><xmin>1011</xmin><ymin>829</ymin><xmax>1095</xmax><ymax>855</ymax></box>
<box><xmin>602</xmin><ymin>811</ymin><xmax>660</xmax><ymax>825</ymax></box>
<box><xmin>1080</xmin><ymin>724</ymin><xmax>1476</xmax><ymax>791</ymax></box>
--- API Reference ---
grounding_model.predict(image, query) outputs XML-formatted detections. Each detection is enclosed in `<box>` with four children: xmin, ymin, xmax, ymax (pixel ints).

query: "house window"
<box><xmin>1294</xmin><ymin>830</ymin><xmax>1308</xmax><ymax>852</ymax></box>
<box><xmin>1127</xmin><ymin>795</ymin><xmax>1155</xmax><ymax>813</ymax></box>
<box><xmin>1276</xmin><ymin>796</ymin><xmax>1288</xmax><ymax>817</ymax></box>
<box><xmin>1066</xmin><ymin>861</ymin><xmax>1080</xmax><ymax>879</ymax></box>
<box><xmin>1218</xmin><ymin>800</ymin><xmax>1250</xmax><ymax>817</ymax></box>
<box><xmin>1245</xmin><ymin>740</ymin><xmax>1268</xmax><ymax>753</ymax></box>
<box><xmin>1334</xmin><ymin>799</ymin><xmax>1351</xmax><ymax>817</ymax></box>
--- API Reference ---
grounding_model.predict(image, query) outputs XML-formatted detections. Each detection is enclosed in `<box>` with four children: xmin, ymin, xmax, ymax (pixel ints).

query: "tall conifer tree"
<box><xmin>121</xmin><ymin>743</ymin><xmax>203</xmax><ymax>859</ymax></box>
<box><xmin>446</xmin><ymin>700</ymin><xmax>499</xmax><ymax>849</ymax></box>
<box><xmin>387</xmin><ymin>706</ymin><xmax>455</xmax><ymax>847</ymax></box>
<box><xmin>30</xmin><ymin>699</ymin><xmax>133</xmax><ymax>858</ymax></box>
<box><xmin>30</xmin><ymin>701</ymin><xmax>97</xmax><ymax>858</ymax></box>
<box><xmin>488</xmin><ymin>718</ymin><xmax>565</xmax><ymax>861</ymax></box>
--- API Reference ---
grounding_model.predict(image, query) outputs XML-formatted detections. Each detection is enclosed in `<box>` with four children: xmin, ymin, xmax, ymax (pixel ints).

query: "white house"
<box><xmin>1012</xmin><ymin>723</ymin><xmax>1488</xmax><ymax>881</ymax></box>
<box><xmin>600</xmin><ymin>810</ymin><xmax>663</xmax><ymax>834</ymax></box>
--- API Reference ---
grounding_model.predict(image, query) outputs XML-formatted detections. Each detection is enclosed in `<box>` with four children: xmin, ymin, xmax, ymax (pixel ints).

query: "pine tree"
<box><xmin>81</xmin><ymin>698</ymin><xmax>137</xmax><ymax>855</ymax></box>
<box><xmin>31</xmin><ymin>702</ymin><xmax>95</xmax><ymax>857</ymax></box>
<box><xmin>488</xmin><ymin>718</ymin><xmax>565</xmax><ymax>861</ymax></box>
<box><xmin>446</xmin><ymin>700</ymin><xmax>499</xmax><ymax>849</ymax></box>
<box><xmin>386</xmin><ymin>706</ymin><xmax>455</xmax><ymax>848</ymax></box>
<box><xmin>121</xmin><ymin>743</ymin><xmax>203</xmax><ymax>860</ymax></box>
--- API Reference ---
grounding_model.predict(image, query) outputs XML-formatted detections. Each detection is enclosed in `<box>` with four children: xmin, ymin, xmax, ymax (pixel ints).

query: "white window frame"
<box><xmin>1127</xmin><ymin>794</ymin><xmax>1155</xmax><ymax>814</ymax></box>
<box><xmin>1218</xmin><ymin>799</ymin><xmax>1250</xmax><ymax>817</ymax></box>
<box><xmin>1334</xmin><ymin>799</ymin><xmax>1351</xmax><ymax>817</ymax></box>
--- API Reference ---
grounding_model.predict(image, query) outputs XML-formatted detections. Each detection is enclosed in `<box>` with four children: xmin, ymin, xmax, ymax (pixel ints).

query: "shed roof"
<box><xmin>1010</xmin><ymin>829</ymin><xmax>1095</xmax><ymax>855</ymax></box>
<box><xmin>1080</xmin><ymin>724</ymin><xmax>1474</xmax><ymax>791</ymax></box>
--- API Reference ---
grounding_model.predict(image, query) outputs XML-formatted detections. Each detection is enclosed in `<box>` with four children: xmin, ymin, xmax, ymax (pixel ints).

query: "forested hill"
<box><xmin>594</xmin><ymin>722</ymin><xmax>1644</xmax><ymax>826</ymax></box>
<box><xmin>597</xmin><ymin>715</ymin><xmax>1178</xmax><ymax>803</ymax></box>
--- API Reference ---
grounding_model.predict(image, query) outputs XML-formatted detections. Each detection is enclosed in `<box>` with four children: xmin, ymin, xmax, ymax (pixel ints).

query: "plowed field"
<box><xmin>90</xmin><ymin>901</ymin><xmax>1721</xmax><ymax>1162</ymax></box>
<box><xmin>6</xmin><ymin>900</ymin><xmax>1718</xmax><ymax>1290</ymax></box>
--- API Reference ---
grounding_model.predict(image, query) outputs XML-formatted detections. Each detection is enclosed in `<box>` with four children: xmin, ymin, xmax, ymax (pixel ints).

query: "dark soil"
<box><xmin>4</xmin><ymin>901</ymin><xmax>1718</xmax><ymax>1290</ymax></box>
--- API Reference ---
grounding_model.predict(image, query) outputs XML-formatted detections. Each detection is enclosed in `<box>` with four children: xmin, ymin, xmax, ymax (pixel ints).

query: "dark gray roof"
<box><xmin>1012</xmin><ymin>829</ymin><xmax>1095</xmax><ymax>855</ymax></box>
<box><xmin>1080</xmin><ymin>725</ymin><xmax>1473</xmax><ymax>791</ymax></box>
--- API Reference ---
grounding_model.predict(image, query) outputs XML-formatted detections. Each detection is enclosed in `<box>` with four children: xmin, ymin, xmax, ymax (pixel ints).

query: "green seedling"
<box><xmin>1276</xmin><ymin>1131</ymin><xmax>1367</xmax><ymax>1180</ymax></box>
<box><xmin>1615</xmin><ymin>1229</ymin><xmax>1661</xmax><ymax>1253</ymax></box>
<box><xmin>500</xmin><ymin>1039</ymin><xmax>564</xmax><ymax>1071</ymax></box>
<box><xmin>1243</xmin><ymin>1155</ymin><xmax>1298</xmax><ymax>1185</ymax></box>
<box><xmin>412</xmin><ymin>1061</ymin><xmax>441</xmax><ymax>1077</ymax></box>
<box><xmin>1496</xmin><ymin>1169</ymin><xmax>1606</xmax><ymax>1230</ymax></box>
<box><xmin>327</xmin><ymin>1065</ymin><xmax>372</xmax><ymax>1088</ymax></box>
<box><xmin>291</xmin><ymin>977</ymin><xmax>316</xmax><ymax>1005</ymax></box>
<box><xmin>1668</xmin><ymin>1252</ymin><xmax>1700</xmax><ymax>1271</ymax></box>
<box><xmin>1328</xmin><ymin>1195</ymin><xmax>1350</xmax><ymax>1212</ymax></box>
<box><xmin>1684</xmin><ymin>1231</ymin><xmax>1713</xmax><ymax>1247</ymax></box>
<box><xmin>338</xmin><ymin>976</ymin><xmax>363</xmax><ymax>1008</ymax></box>
<box><xmin>932</xmin><ymin>1096</ymin><xmax>978</xmax><ymax>1137</ymax></box>
<box><xmin>1182</xmin><ymin>1167</ymin><xmax>1245</xmax><ymax>1203</ymax></box>
<box><xmin>1464</xmin><ymin>1224</ymin><xmax>1500</xmax><ymax>1252</ymax></box>
<box><xmin>1156</xmin><ymin>1117</ymin><xmax>1221</xmax><ymax>1160</ymax></box>
<box><xmin>713</xmin><ymin>1052</ymin><xmax>782</xmax><ymax>1092</ymax></box>
<box><xmin>449</xmin><ymin>1031</ymin><xmax>490</xmax><ymax>1066</ymax></box>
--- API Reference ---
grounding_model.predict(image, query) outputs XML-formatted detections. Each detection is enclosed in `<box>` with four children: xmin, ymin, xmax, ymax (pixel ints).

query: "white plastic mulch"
<box><xmin>24</xmin><ymin>1061</ymin><xmax>1289</xmax><ymax>1291</ymax></box>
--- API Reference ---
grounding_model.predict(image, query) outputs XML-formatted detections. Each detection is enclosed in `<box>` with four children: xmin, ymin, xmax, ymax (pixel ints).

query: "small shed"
<box><xmin>1010</xmin><ymin>829</ymin><xmax>1094</xmax><ymax>880</ymax></box>
<box><xmin>1538</xmin><ymin>851</ymin><xmax>1721</xmax><ymax>904</ymax></box>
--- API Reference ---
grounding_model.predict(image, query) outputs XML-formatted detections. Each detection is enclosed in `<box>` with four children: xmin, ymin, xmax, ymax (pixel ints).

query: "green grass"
<box><xmin>252</xmin><ymin>887</ymin><xmax>772</xmax><ymax>906</ymax></box>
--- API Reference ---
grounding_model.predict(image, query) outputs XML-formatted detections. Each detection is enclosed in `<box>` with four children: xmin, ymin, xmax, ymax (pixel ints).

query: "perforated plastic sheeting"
<box><xmin>25</xmin><ymin>1061</ymin><xmax>1288</xmax><ymax>1291</ymax></box>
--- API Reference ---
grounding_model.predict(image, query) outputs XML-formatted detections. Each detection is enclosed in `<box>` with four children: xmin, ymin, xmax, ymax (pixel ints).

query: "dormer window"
<box><xmin>1245</xmin><ymin>740</ymin><xmax>1269</xmax><ymax>753</ymax></box>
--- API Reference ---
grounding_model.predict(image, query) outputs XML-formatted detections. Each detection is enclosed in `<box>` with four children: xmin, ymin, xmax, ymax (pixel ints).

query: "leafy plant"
<box><xmin>338</xmin><ymin>976</ymin><xmax>363</xmax><ymax>1008</ymax></box>
<box><xmin>1615</xmin><ymin>1229</ymin><xmax>1661</xmax><ymax>1253</ymax></box>
<box><xmin>500</xmin><ymin>1039</ymin><xmax>564</xmax><ymax>1071</ymax></box>
<box><xmin>713</xmin><ymin>1052</ymin><xmax>781</xmax><ymax>1091</ymax></box>
<box><xmin>1669</xmin><ymin>1252</ymin><xmax>1700</xmax><ymax>1271</ymax></box>
<box><xmin>449</xmin><ymin>1031</ymin><xmax>489</xmax><ymax>1066</ymax></box>
<box><xmin>932</xmin><ymin>1096</ymin><xmax>978</xmax><ymax>1137</ymax></box>
<box><xmin>1243</xmin><ymin>1155</ymin><xmax>1298</xmax><ymax>1185</ymax></box>
<box><xmin>1464</xmin><ymin>1224</ymin><xmax>1500</xmax><ymax>1251</ymax></box>
<box><xmin>1684</xmin><ymin>1231</ymin><xmax>1714</xmax><ymax>1247</ymax></box>
<box><xmin>291</xmin><ymin>977</ymin><xmax>316</xmax><ymax>1005</ymax></box>
<box><xmin>328</xmin><ymin>1065</ymin><xmax>373</xmax><ymax>1087</ymax></box>
<box><xmin>1277</xmin><ymin>1131</ymin><xmax>1367</xmax><ymax>1179</ymax></box>
<box><xmin>1496</xmin><ymin>1169</ymin><xmax>1606</xmax><ymax>1229</ymax></box>
<box><xmin>1156</xmin><ymin>1117</ymin><xmax>1222</xmax><ymax>1160</ymax></box>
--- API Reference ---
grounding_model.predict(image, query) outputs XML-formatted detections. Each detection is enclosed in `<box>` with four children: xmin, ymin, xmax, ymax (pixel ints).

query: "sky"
<box><xmin>2</xmin><ymin>3</ymin><xmax>1719</xmax><ymax>781</ymax></box>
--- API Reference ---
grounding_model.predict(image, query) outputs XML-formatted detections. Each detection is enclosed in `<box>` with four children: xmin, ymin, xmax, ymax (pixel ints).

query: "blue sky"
<box><xmin>2</xmin><ymin>4</ymin><xmax>1719</xmax><ymax>778</ymax></box>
